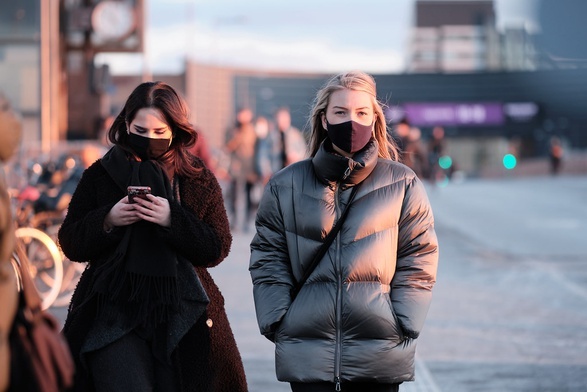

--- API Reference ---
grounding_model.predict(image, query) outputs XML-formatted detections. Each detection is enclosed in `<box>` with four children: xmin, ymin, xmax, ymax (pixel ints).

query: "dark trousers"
<box><xmin>291</xmin><ymin>381</ymin><xmax>400</xmax><ymax>392</ymax></box>
<box><xmin>87</xmin><ymin>330</ymin><xmax>178</xmax><ymax>392</ymax></box>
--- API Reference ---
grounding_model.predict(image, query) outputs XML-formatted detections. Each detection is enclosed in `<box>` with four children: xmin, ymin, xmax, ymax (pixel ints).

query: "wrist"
<box><xmin>103</xmin><ymin>216</ymin><xmax>114</xmax><ymax>232</ymax></box>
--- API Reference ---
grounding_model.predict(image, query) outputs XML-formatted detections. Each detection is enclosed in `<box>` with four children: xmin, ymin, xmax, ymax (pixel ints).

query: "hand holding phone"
<box><xmin>127</xmin><ymin>186</ymin><xmax>151</xmax><ymax>204</ymax></box>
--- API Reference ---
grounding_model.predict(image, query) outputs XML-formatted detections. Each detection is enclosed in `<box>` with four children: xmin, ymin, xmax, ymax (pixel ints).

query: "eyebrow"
<box><xmin>332</xmin><ymin>105</ymin><xmax>371</xmax><ymax>110</ymax></box>
<box><xmin>134</xmin><ymin>125</ymin><xmax>169</xmax><ymax>131</ymax></box>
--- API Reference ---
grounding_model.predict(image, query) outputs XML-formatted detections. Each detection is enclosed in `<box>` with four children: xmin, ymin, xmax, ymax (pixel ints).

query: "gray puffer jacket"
<box><xmin>249</xmin><ymin>139</ymin><xmax>438</xmax><ymax>385</ymax></box>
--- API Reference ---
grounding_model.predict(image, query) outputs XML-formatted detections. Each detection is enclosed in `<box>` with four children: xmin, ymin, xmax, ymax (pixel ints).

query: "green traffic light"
<box><xmin>438</xmin><ymin>155</ymin><xmax>452</xmax><ymax>170</ymax></box>
<box><xmin>503</xmin><ymin>154</ymin><xmax>517</xmax><ymax>170</ymax></box>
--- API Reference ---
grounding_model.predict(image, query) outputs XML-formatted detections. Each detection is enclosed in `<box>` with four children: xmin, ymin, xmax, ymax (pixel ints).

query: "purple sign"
<box><xmin>403</xmin><ymin>102</ymin><xmax>504</xmax><ymax>126</ymax></box>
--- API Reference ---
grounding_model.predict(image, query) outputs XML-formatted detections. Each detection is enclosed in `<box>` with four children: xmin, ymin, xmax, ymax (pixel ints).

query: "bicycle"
<box><xmin>25</xmin><ymin>211</ymin><xmax>84</xmax><ymax>308</ymax></box>
<box><xmin>9</xmin><ymin>155</ymin><xmax>84</xmax><ymax>309</ymax></box>
<box><xmin>14</xmin><ymin>226</ymin><xmax>63</xmax><ymax>310</ymax></box>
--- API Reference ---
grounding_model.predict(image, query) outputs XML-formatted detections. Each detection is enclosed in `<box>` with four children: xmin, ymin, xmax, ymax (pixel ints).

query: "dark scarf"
<box><xmin>93</xmin><ymin>145</ymin><xmax>179</xmax><ymax>328</ymax></box>
<box><xmin>312</xmin><ymin>137</ymin><xmax>379</xmax><ymax>186</ymax></box>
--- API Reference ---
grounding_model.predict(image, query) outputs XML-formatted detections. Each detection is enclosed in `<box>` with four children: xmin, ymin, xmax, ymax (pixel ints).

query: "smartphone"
<box><xmin>127</xmin><ymin>186</ymin><xmax>151</xmax><ymax>203</ymax></box>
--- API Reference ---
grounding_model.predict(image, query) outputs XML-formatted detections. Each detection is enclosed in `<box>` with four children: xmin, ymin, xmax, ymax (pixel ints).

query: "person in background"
<box><xmin>58</xmin><ymin>81</ymin><xmax>247</xmax><ymax>391</ymax></box>
<box><xmin>549</xmin><ymin>136</ymin><xmax>563</xmax><ymax>175</ymax></box>
<box><xmin>392</xmin><ymin>118</ymin><xmax>411</xmax><ymax>151</ymax></box>
<box><xmin>0</xmin><ymin>93</ymin><xmax>22</xmax><ymax>392</ymax></box>
<box><xmin>225</xmin><ymin>107</ymin><xmax>258</xmax><ymax>232</ymax></box>
<box><xmin>255</xmin><ymin>108</ymin><xmax>307</xmax><ymax>186</ymax></box>
<box><xmin>392</xmin><ymin>119</ymin><xmax>428</xmax><ymax>178</ymax></box>
<box><xmin>402</xmin><ymin>126</ymin><xmax>428</xmax><ymax>179</ymax></box>
<box><xmin>274</xmin><ymin>107</ymin><xmax>307</xmax><ymax>169</ymax></box>
<box><xmin>427</xmin><ymin>126</ymin><xmax>446</xmax><ymax>184</ymax></box>
<box><xmin>253</xmin><ymin>116</ymin><xmax>274</xmax><ymax>185</ymax></box>
<box><xmin>250</xmin><ymin>71</ymin><xmax>439</xmax><ymax>392</ymax></box>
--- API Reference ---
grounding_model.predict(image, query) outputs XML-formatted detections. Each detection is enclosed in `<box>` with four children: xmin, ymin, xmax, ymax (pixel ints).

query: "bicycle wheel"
<box><xmin>15</xmin><ymin>227</ymin><xmax>63</xmax><ymax>310</ymax></box>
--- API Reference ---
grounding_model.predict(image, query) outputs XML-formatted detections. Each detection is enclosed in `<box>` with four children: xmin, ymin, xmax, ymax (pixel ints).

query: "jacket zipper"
<box><xmin>334</xmin><ymin>183</ymin><xmax>343</xmax><ymax>391</ymax></box>
<box><xmin>334</xmin><ymin>163</ymin><xmax>353</xmax><ymax>390</ymax></box>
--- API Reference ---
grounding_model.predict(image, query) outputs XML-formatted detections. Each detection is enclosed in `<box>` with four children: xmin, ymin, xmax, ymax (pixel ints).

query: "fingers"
<box><xmin>133</xmin><ymin>195</ymin><xmax>171</xmax><ymax>227</ymax></box>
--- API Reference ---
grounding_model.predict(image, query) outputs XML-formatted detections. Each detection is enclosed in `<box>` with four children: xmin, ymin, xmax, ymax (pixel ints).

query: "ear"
<box><xmin>321</xmin><ymin>112</ymin><xmax>327</xmax><ymax>130</ymax></box>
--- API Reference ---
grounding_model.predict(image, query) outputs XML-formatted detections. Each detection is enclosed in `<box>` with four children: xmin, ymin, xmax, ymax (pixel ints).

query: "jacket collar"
<box><xmin>311</xmin><ymin>137</ymin><xmax>378</xmax><ymax>187</ymax></box>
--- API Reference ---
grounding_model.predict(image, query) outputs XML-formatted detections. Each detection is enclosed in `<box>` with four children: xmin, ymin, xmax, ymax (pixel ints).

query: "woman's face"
<box><xmin>128</xmin><ymin>108</ymin><xmax>172</xmax><ymax>139</ymax></box>
<box><xmin>321</xmin><ymin>88</ymin><xmax>374</xmax><ymax>128</ymax></box>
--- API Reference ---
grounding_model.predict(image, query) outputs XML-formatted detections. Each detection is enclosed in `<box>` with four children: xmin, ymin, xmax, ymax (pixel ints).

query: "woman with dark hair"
<box><xmin>58</xmin><ymin>81</ymin><xmax>247</xmax><ymax>391</ymax></box>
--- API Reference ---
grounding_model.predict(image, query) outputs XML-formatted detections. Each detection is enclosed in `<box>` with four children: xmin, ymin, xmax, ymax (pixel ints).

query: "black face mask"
<box><xmin>128</xmin><ymin>132</ymin><xmax>171</xmax><ymax>160</ymax></box>
<box><xmin>326</xmin><ymin>120</ymin><xmax>373</xmax><ymax>154</ymax></box>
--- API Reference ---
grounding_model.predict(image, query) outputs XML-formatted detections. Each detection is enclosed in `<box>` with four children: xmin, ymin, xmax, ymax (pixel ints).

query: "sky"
<box><xmin>97</xmin><ymin>0</ymin><xmax>540</xmax><ymax>75</ymax></box>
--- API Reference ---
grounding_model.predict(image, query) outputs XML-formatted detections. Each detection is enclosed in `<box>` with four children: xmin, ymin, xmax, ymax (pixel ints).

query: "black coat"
<box><xmin>250</xmin><ymin>140</ymin><xmax>438</xmax><ymax>383</ymax></box>
<box><xmin>58</xmin><ymin>156</ymin><xmax>247</xmax><ymax>392</ymax></box>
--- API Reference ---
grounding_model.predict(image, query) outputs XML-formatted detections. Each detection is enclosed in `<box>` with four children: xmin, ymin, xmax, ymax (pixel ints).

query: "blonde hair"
<box><xmin>307</xmin><ymin>70</ymin><xmax>399</xmax><ymax>160</ymax></box>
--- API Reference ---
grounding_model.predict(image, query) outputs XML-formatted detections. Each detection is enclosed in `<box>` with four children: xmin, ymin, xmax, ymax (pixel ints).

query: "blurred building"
<box><xmin>227</xmin><ymin>67</ymin><xmax>587</xmax><ymax>176</ymax></box>
<box><xmin>408</xmin><ymin>0</ymin><xmax>539</xmax><ymax>73</ymax></box>
<box><xmin>500</xmin><ymin>27</ymin><xmax>537</xmax><ymax>71</ymax></box>
<box><xmin>0</xmin><ymin>0</ymin><xmax>50</xmax><ymax>148</ymax></box>
<box><xmin>534</xmin><ymin>0</ymin><xmax>587</xmax><ymax>70</ymax></box>
<box><xmin>0</xmin><ymin>0</ymin><xmax>144</xmax><ymax>152</ymax></box>
<box><xmin>1</xmin><ymin>0</ymin><xmax>584</xmax><ymax>179</ymax></box>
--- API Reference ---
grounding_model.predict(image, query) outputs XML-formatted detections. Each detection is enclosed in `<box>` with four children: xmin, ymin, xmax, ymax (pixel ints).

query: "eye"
<box><xmin>133</xmin><ymin>126</ymin><xmax>147</xmax><ymax>134</ymax></box>
<box><xmin>334</xmin><ymin>110</ymin><xmax>346</xmax><ymax>115</ymax></box>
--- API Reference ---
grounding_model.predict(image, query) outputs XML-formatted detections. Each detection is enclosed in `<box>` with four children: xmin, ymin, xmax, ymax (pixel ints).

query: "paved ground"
<box><xmin>213</xmin><ymin>174</ymin><xmax>587</xmax><ymax>392</ymax></box>
<box><xmin>51</xmin><ymin>174</ymin><xmax>587</xmax><ymax>391</ymax></box>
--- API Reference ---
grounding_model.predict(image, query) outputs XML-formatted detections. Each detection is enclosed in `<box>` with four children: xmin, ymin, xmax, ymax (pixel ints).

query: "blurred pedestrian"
<box><xmin>274</xmin><ymin>107</ymin><xmax>307</xmax><ymax>168</ymax></box>
<box><xmin>225</xmin><ymin>107</ymin><xmax>257</xmax><ymax>232</ymax></box>
<box><xmin>58</xmin><ymin>81</ymin><xmax>247</xmax><ymax>392</ymax></box>
<box><xmin>427</xmin><ymin>126</ymin><xmax>446</xmax><ymax>184</ymax></box>
<box><xmin>392</xmin><ymin>118</ymin><xmax>411</xmax><ymax>151</ymax></box>
<box><xmin>254</xmin><ymin>108</ymin><xmax>307</xmax><ymax>186</ymax></box>
<box><xmin>392</xmin><ymin>119</ymin><xmax>427</xmax><ymax>178</ymax></box>
<box><xmin>253</xmin><ymin>116</ymin><xmax>274</xmax><ymax>185</ymax></box>
<box><xmin>250</xmin><ymin>71</ymin><xmax>439</xmax><ymax>392</ymax></box>
<box><xmin>549</xmin><ymin>136</ymin><xmax>563</xmax><ymax>175</ymax></box>
<box><xmin>0</xmin><ymin>93</ymin><xmax>22</xmax><ymax>392</ymax></box>
<box><xmin>403</xmin><ymin>126</ymin><xmax>428</xmax><ymax>179</ymax></box>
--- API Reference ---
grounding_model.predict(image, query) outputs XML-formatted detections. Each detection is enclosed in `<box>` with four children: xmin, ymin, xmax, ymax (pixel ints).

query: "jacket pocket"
<box><xmin>385</xmin><ymin>293</ymin><xmax>406</xmax><ymax>345</ymax></box>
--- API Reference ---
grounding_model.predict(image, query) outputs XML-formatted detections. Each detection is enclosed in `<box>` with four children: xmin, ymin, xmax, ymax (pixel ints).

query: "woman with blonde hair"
<box><xmin>250</xmin><ymin>71</ymin><xmax>438</xmax><ymax>391</ymax></box>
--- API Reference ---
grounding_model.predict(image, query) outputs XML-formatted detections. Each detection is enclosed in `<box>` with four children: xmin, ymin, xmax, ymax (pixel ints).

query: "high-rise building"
<box><xmin>409</xmin><ymin>0</ymin><xmax>501</xmax><ymax>73</ymax></box>
<box><xmin>408</xmin><ymin>0</ymin><xmax>540</xmax><ymax>73</ymax></box>
<box><xmin>501</xmin><ymin>27</ymin><xmax>537</xmax><ymax>71</ymax></box>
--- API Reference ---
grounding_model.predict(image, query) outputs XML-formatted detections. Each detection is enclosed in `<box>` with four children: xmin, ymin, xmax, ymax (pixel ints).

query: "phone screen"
<box><xmin>127</xmin><ymin>186</ymin><xmax>151</xmax><ymax>203</ymax></box>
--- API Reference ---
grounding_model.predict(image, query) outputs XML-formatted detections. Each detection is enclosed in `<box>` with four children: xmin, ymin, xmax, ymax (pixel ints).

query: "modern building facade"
<box><xmin>408</xmin><ymin>0</ymin><xmax>539</xmax><ymax>73</ymax></box>
<box><xmin>0</xmin><ymin>0</ymin><xmax>144</xmax><ymax>153</ymax></box>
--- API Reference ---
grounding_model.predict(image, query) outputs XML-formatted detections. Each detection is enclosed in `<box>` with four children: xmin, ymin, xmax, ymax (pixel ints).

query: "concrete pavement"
<box><xmin>212</xmin><ymin>174</ymin><xmax>587</xmax><ymax>391</ymax></box>
<box><xmin>210</xmin><ymin>228</ymin><xmax>442</xmax><ymax>392</ymax></box>
<box><xmin>50</xmin><ymin>174</ymin><xmax>587</xmax><ymax>391</ymax></box>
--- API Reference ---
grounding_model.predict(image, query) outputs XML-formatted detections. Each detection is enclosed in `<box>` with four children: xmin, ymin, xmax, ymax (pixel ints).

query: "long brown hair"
<box><xmin>307</xmin><ymin>70</ymin><xmax>399</xmax><ymax>160</ymax></box>
<box><xmin>108</xmin><ymin>81</ymin><xmax>201</xmax><ymax>177</ymax></box>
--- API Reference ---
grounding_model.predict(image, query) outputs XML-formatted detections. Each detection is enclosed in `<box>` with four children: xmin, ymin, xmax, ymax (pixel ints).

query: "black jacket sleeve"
<box><xmin>158</xmin><ymin>166</ymin><xmax>232</xmax><ymax>268</ymax></box>
<box><xmin>58</xmin><ymin>162</ymin><xmax>126</xmax><ymax>263</ymax></box>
